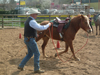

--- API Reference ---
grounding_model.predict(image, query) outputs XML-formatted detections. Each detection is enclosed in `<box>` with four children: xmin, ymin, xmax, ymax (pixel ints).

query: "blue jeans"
<box><xmin>19</xmin><ymin>37</ymin><xmax>40</xmax><ymax>71</ymax></box>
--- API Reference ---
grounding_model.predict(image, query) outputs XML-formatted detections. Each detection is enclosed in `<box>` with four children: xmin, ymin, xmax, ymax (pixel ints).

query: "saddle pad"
<box><xmin>50</xmin><ymin>20</ymin><xmax>59</xmax><ymax>27</ymax></box>
<box><xmin>63</xmin><ymin>20</ymin><xmax>70</xmax><ymax>29</ymax></box>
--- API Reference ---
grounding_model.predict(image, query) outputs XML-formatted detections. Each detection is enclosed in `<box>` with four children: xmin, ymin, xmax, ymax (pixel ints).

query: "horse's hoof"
<box><xmin>75</xmin><ymin>58</ymin><xmax>80</xmax><ymax>61</ymax></box>
<box><xmin>43</xmin><ymin>55</ymin><xmax>49</xmax><ymax>58</ymax></box>
<box><xmin>55</xmin><ymin>53</ymin><xmax>57</xmax><ymax>57</ymax></box>
<box><xmin>26</xmin><ymin>52</ymin><xmax>28</xmax><ymax>55</ymax></box>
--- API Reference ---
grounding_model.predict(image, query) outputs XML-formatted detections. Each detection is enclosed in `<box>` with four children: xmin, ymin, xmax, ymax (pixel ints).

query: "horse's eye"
<box><xmin>85</xmin><ymin>22</ymin><xmax>87</xmax><ymax>24</ymax></box>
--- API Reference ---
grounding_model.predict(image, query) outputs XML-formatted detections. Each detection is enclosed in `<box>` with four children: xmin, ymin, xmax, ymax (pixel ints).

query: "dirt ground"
<box><xmin>0</xmin><ymin>26</ymin><xmax>100</xmax><ymax>75</ymax></box>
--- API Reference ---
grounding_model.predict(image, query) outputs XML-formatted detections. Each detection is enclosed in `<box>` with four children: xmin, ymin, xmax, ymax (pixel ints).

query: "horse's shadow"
<box><xmin>82</xmin><ymin>33</ymin><xmax>100</xmax><ymax>39</ymax></box>
<box><xmin>9</xmin><ymin>57</ymin><xmax>68</xmax><ymax>75</ymax></box>
<box><xmin>11</xmin><ymin>71</ymin><xmax>20</xmax><ymax>75</ymax></box>
<box><xmin>81</xmin><ymin>33</ymin><xmax>97</xmax><ymax>39</ymax></box>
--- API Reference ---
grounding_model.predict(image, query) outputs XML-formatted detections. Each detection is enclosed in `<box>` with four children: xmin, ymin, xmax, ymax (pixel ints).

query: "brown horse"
<box><xmin>36</xmin><ymin>14</ymin><xmax>92</xmax><ymax>61</ymax></box>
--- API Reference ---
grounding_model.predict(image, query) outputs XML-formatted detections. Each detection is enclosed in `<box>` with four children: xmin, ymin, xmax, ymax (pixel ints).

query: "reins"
<box><xmin>49</xmin><ymin>24</ymin><xmax>89</xmax><ymax>63</ymax></box>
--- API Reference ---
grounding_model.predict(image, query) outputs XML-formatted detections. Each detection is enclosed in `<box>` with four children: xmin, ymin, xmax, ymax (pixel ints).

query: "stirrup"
<box><xmin>60</xmin><ymin>38</ymin><xmax>64</xmax><ymax>41</ymax></box>
<box><xmin>59</xmin><ymin>33</ymin><xmax>63</xmax><ymax>38</ymax></box>
<box><xmin>59</xmin><ymin>33</ymin><xmax>63</xmax><ymax>41</ymax></box>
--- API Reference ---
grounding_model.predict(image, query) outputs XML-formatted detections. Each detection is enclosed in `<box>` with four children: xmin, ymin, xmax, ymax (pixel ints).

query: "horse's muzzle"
<box><xmin>87</xmin><ymin>28</ymin><xmax>92</xmax><ymax>33</ymax></box>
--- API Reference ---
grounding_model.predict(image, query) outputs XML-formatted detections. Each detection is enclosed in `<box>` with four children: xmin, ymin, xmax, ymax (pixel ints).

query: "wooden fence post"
<box><xmin>49</xmin><ymin>15</ymin><xmax>51</xmax><ymax>21</ymax></box>
<box><xmin>2</xmin><ymin>15</ymin><xmax>4</xmax><ymax>28</ymax></box>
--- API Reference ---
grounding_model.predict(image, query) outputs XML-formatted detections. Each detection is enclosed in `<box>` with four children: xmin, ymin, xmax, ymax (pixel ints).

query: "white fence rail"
<box><xmin>0</xmin><ymin>14</ymin><xmax>69</xmax><ymax>28</ymax></box>
<box><xmin>0</xmin><ymin>18</ymin><xmax>20</xmax><ymax>28</ymax></box>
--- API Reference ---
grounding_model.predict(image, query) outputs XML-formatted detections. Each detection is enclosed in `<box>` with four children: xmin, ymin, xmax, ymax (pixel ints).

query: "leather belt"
<box><xmin>26</xmin><ymin>36</ymin><xmax>34</xmax><ymax>39</ymax></box>
<box><xmin>25</xmin><ymin>36</ymin><xmax>34</xmax><ymax>42</ymax></box>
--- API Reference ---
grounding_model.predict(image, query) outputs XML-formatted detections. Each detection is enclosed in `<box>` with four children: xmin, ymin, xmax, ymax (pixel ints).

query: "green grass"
<box><xmin>0</xmin><ymin>9</ymin><xmax>4</xmax><ymax>11</ymax></box>
<box><xmin>83</xmin><ymin>2</ymin><xmax>99</xmax><ymax>10</ymax></box>
<box><xmin>92</xmin><ymin>21</ymin><xmax>95</xmax><ymax>26</ymax></box>
<box><xmin>20</xmin><ymin>22</ymin><xmax>24</xmax><ymax>27</ymax></box>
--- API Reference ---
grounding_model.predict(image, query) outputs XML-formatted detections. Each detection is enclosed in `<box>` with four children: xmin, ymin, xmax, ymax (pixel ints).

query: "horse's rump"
<box><xmin>40</xmin><ymin>20</ymin><xmax>49</xmax><ymax>25</ymax></box>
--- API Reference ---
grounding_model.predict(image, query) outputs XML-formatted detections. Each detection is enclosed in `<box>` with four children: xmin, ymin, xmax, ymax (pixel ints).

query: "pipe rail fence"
<box><xmin>0</xmin><ymin>14</ymin><xmax>71</xmax><ymax>28</ymax></box>
<box><xmin>0</xmin><ymin>14</ymin><xmax>94</xmax><ymax>29</ymax></box>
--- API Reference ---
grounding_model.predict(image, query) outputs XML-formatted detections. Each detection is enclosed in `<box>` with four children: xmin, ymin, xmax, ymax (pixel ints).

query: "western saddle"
<box><xmin>54</xmin><ymin>17</ymin><xmax>70</xmax><ymax>41</ymax></box>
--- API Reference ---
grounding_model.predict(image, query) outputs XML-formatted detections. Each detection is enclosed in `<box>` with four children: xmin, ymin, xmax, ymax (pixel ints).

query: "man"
<box><xmin>18</xmin><ymin>8</ymin><xmax>52</xmax><ymax>73</ymax></box>
<box><xmin>87</xmin><ymin>13</ymin><xmax>93</xmax><ymax>32</ymax></box>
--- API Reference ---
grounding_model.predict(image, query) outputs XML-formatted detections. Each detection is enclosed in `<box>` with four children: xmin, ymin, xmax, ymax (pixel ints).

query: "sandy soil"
<box><xmin>0</xmin><ymin>26</ymin><xmax>100</xmax><ymax>75</ymax></box>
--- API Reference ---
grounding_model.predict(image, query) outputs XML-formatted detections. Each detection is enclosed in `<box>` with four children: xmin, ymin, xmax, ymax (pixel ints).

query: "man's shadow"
<box><xmin>9</xmin><ymin>57</ymin><xmax>68</xmax><ymax>75</ymax></box>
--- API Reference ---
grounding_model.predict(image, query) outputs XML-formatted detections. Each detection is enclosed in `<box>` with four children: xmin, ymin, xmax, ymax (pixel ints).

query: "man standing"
<box><xmin>87</xmin><ymin>13</ymin><xmax>93</xmax><ymax>32</ymax></box>
<box><xmin>18</xmin><ymin>8</ymin><xmax>52</xmax><ymax>73</ymax></box>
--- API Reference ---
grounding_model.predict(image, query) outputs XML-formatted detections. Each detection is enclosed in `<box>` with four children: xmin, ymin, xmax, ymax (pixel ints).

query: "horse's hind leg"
<box><xmin>36</xmin><ymin>31</ymin><xmax>44</xmax><ymax>42</ymax></box>
<box><xmin>42</xmin><ymin>36</ymin><xmax>49</xmax><ymax>58</ymax></box>
<box><xmin>99</xmin><ymin>25</ymin><xmax>100</xmax><ymax>35</ymax></box>
<box><xmin>55</xmin><ymin>42</ymin><xmax>69</xmax><ymax>57</ymax></box>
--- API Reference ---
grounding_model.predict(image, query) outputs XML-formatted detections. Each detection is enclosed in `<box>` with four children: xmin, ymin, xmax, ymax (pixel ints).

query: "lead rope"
<box><xmin>49</xmin><ymin>25</ymin><xmax>64</xmax><ymax>62</ymax></box>
<box><xmin>15</xmin><ymin>45</ymin><xmax>26</xmax><ymax>56</ymax></box>
<box><xmin>49</xmin><ymin>25</ymin><xmax>89</xmax><ymax>63</ymax></box>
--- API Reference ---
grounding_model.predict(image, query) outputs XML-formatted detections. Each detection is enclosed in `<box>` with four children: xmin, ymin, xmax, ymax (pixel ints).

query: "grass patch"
<box><xmin>92</xmin><ymin>21</ymin><xmax>95</xmax><ymax>26</ymax></box>
<box><xmin>83</xmin><ymin>2</ymin><xmax>99</xmax><ymax>10</ymax></box>
<box><xmin>20</xmin><ymin>22</ymin><xmax>24</xmax><ymax>28</ymax></box>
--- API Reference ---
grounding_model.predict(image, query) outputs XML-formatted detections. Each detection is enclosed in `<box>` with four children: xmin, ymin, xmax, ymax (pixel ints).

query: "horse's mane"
<box><xmin>71</xmin><ymin>14</ymin><xmax>85</xmax><ymax>20</ymax></box>
<box><xmin>40</xmin><ymin>20</ymin><xmax>49</xmax><ymax>25</ymax></box>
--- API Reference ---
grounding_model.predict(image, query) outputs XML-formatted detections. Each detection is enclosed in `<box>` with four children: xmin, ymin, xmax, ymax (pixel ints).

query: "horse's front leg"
<box><xmin>42</xmin><ymin>36</ymin><xmax>49</xmax><ymax>58</ymax></box>
<box><xmin>55</xmin><ymin>42</ymin><xmax>69</xmax><ymax>57</ymax></box>
<box><xmin>95</xmin><ymin>24</ymin><xmax>98</xmax><ymax>35</ymax></box>
<box><xmin>68</xmin><ymin>41</ymin><xmax>80</xmax><ymax>61</ymax></box>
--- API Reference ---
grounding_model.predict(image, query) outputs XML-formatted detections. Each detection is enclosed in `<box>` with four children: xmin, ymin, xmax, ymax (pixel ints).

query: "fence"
<box><xmin>0</xmin><ymin>18</ymin><xmax>20</xmax><ymax>28</ymax></box>
<box><xmin>0</xmin><ymin>14</ymin><xmax>72</xmax><ymax>28</ymax></box>
<box><xmin>0</xmin><ymin>14</ymin><xmax>94</xmax><ymax>28</ymax></box>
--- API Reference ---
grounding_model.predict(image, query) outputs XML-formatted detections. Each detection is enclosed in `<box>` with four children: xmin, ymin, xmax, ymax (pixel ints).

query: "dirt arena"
<box><xmin>0</xmin><ymin>26</ymin><xmax>100</xmax><ymax>75</ymax></box>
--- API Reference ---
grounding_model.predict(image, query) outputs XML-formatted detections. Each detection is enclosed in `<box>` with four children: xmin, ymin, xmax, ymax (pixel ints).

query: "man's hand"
<box><xmin>37</xmin><ymin>34</ymin><xmax>39</xmax><ymax>37</ymax></box>
<box><xmin>48</xmin><ymin>22</ymin><xmax>53</xmax><ymax>27</ymax></box>
<box><xmin>48</xmin><ymin>22</ymin><xmax>51</xmax><ymax>27</ymax></box>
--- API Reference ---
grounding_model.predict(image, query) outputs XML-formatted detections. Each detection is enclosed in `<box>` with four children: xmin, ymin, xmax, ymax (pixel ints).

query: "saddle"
<box><xmin>54</xmin><ymin>17</ymin><xmax>70</xmax><ymax>33</ymax></box>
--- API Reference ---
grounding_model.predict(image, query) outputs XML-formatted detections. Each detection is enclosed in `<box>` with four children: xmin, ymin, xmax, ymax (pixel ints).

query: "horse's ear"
<box><xmin>81</xmin><ymin>15</ymin><xmax>84</xmax><ymax>19</ymax></box>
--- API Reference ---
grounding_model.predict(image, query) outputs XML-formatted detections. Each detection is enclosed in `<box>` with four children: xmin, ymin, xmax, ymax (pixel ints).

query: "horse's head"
<box><xmin>79</xmin><ymin>15</ymin><xmax>92</xmax><ymax>33</ymax></box>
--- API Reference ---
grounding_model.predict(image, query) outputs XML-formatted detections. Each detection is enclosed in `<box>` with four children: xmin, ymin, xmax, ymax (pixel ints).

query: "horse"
<box><xmin>93</xmin><ymin>14</ymin><xmax>100</xmax><ymax>35</ymax></box>
<box><xmin>36</xmin><ymin>14</ymin><xmax>92</xmax><ymax>61</ymax></box>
